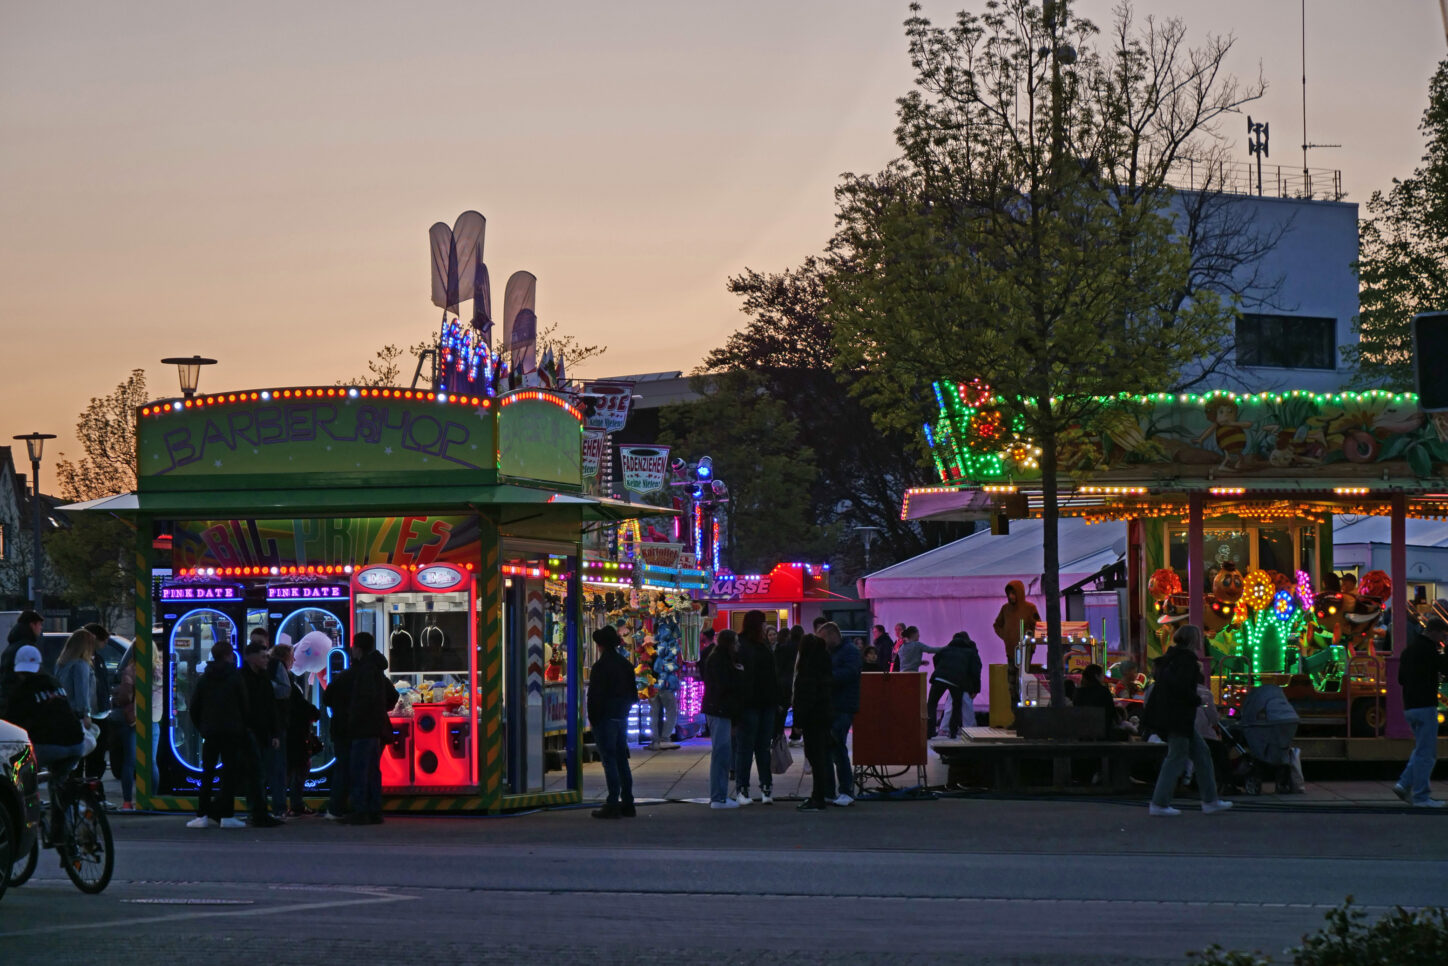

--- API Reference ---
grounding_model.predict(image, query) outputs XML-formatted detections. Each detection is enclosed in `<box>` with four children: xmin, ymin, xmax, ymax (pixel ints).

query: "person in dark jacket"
<box><xmin>185</xmin><ymin>641</ymin><xmax>261</xmax><ymax>828</ymax></box>
<box><xmin>339</xmin><ymin>633</ymin><xmax>399</xmax><ymax>825</ymax></box>
<box><xmin>870</xmin><ymin>625</ymin><xmax>894</xmax><ymax>674</ymax></box>
<box><xmin>1147</xmin><ymin>625</ymin><xmax>1232</xmax><ymax>816</ymax></box>
<box><xmin>733</xmin><ymin>610</ymin><xmax>777</xmax><ymax>805</ymax></box>
<box><xmin>1393</xmin><ymin>615</ymin><xmax>1448</xmax><ymax>807</ymax></box>
<box><xmin>587</xmin><ymin>625</ymin><xmax>637</xmax><ymax>819</ymax></box>
<box><xmin>774</xmin><ymin>624</ymin><xmax>800</xmax><ymax>742</ymax></box>
<box><xmin>1072</xmin><ymin>663</ymin><xmax>1119</xmax><ymax>739</ymax></box>
<box><xmin>701</xmin><ymin>629</ymin><xmax>744</xmax><ymax>808</ymax></box>
<box><xmin>322</xmin><ymin>645</ymin><xmax>357</xmax><ymax>820</ymax></box>
<box><xmin>273</xmin><ymin>644</ymin><xmax>321</xmax><ymax>816</ymax></box>
<box><xmin>2</xmin><ymin>643</ymin><xmax>86</xmax><ymax>833</ymax></box>
<box><xmin>927</xmin><ymin>632</ymin><xmax>983</xmax><ymax>739</ymax></box>
<box><xmin>238</xmin><ymin>641</ymin><xmax>285</xmax><ymax>826</ymax></box>
<box><xmin>823</xmin><ymin>622</ymin><xmax>861</xmax><ymax>805</ymax></box>
<box><xmin>0</xmin><ymin>610</ymin><xmax>43</xmax><ymax>689</ymax></box>
<box><xmin>792</xmin><ymin>634</ymin><xmax>836</xmax><ymax>810</ymax></box>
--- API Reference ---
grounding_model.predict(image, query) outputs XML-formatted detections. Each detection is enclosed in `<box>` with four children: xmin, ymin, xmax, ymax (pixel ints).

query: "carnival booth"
<box><xmin>904</xmin><ymin>381</ymin><xmax>1448</xmax><ymax>761</ymax></box>
<box><xmin>113</xmin><ymin>385</ymin><xmax>664</xmax><ymax>813</ymax></box>
<box><xmin>706</xmin><ymin>562</ymin><xmax>839</xmax><ymax>633</ymax></box>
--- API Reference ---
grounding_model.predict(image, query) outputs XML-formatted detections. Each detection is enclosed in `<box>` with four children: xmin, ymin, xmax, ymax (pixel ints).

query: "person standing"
<box><xmin>774</xmin><ymin>623</ymin><xmax>800</xmax><ymax>742</ymax></box>
<box><xmin>993</xmin><ymin>581</ymin><xmax>1041</xmax><ymax>718</ymax></box>
<box><xmin>792</xmin><ymin>633</ymin><xmax>836</xmax><ymax>811</ymax></box>
<box><xmin>821</xmin><ymin>622</ymin><xmax>861</xmax><ymax>806</ymax></box>
<box><xmin>895</xmin><ymin>626</ymin><xmax>945</xmax><ymax>674</ymax></box>
<box><xmin>649</xmin><ymin>625</ymin><xmax>682</xmax><ymax>751</ymax></box>
<box><xmin>927</xmin><ymin>632</ymin><xmax>982</xmax><ymax>739</ymax></box>
<box><xmin>587</xmin><ymin>625</ymin><xmax>637</xmax><ymax>818</ymax></box>
<box><xmin>239</xmin><ymin>640</ymin><xmax>285</xmax><ymax>826</ymax></box>
<box><xmin>256</xmin><ymin>629</ymin><xmax>292</xmax><ymax>819</ymax></box>
<box><xmin>1393</xmin><ymin>615</ymin><xmax>1448</xmax><ymax>808</ymax></box>
<box><xmin>107</xmin><ymin>642</ymin><xmax>139</xmax><ymax>811</ymax></box>
<box><xmin>273</xmin><ymin>644</ymin><xmax>320</xmax><ymax>816</ymax></box>
<box><xmin>185</xmin><ymin>642</ymin><xmax>252</xmax><ymax>829</ymax></box>
<box><xmin>701</xmin><ymin>629</ymin><xmax>744</xmax><ymax>809</ymax></box>
<box><xmin>1146</xmin><ymin>625</ymin><xmax>1232</xmax><ymax>816</ymax></box>
<box><xmin>0</xmin><ymin>610</ymin><xmax>43</xmax><ymax>688</ymax></box>
<box><xmin>339</xmin><ymin>632</ymin><xmax>399</xmax><ymax>825</ymax></box>
<box><xmin>322</xmin><ymin>642</ymin><xmax>356</xmax><ymax>821</ymax></box>
<box><xmin>79</xmin><ymin>624</ymin><xmax>114</xmax><ymax>796</ymax></box>
<box><xmin>55</xmin><ymin>629</ymin><xmax>104</xmax><ymax>801</ymax></box>
<box><xmin>734</xmin><ymin>610</ymin><xmax>777</xmax><ymax>805</ymax></box>
<box><xmin>870</xmin><ymin>625</ymin><xmax>894</xmax><ymax>674</ymax></box>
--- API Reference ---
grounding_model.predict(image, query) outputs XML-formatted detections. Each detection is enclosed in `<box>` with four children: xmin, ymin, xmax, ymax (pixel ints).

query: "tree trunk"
<box><xmin>1039</xmin><ymin>419</ymin><xmax>1065</xmax><ymax>708</ymax></box>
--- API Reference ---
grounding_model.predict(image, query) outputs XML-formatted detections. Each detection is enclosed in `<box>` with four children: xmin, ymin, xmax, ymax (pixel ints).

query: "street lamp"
<box><xmin>12</xmin><ymin>432</ymin><xmax>56</xmax><ymax>609</ymax></box>
<box><xmin>853</xmin><ymin>526</ymin><xmax>882</xmax><ymax>574</ymax></box>
<box><xmin>159</xmin><ymin>355</ymin><xmax>217</xmax><ymax>398</ymax></box>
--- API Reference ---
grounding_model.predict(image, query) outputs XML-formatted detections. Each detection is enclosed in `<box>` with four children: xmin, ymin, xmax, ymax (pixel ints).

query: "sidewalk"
<box><xmin>579</xmin><ymin>736</ymin><xmax>1420</xmax><ymax>810</ymax></box>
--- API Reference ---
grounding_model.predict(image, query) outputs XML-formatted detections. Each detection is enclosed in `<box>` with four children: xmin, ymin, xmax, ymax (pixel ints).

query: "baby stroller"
<box><xmin>1222</xmin><ymin>685</ymin><xmax>1300</xmax><ymax>795</ymax></box>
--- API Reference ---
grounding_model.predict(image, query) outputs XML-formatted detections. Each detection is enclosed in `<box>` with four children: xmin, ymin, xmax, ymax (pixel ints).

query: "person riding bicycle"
<box><xmin>0</xmin><ymin>643</ymin><xmax>87</xmax><ymax>837</ymax></box>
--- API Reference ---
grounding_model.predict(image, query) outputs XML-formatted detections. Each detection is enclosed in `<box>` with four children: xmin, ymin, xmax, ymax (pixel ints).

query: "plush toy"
<box><xmin>1204</xmin><ymin>562</ymin><xmax>1244</xmax><ymax>637</ymax></box>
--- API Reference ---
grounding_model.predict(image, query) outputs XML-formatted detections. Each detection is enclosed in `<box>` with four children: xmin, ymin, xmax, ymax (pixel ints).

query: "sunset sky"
<box><xmin>2</xmin><ymin>1</ymin><xmax>1445</xmax><ymax>484</ymax></box>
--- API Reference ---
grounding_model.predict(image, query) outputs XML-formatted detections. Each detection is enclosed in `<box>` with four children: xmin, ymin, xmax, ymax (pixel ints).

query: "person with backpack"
<box><xmin>1146</xmin><ymin>625</ymin><xmax>1233</xmax><ymax>816</ymax></box>
<box><xmin>338</xmin><ymin>632</ymin><xmax>398</xmax><ymax>825</ymax></box>
<box><xmin>927</xmin><ymin>632</ymin><xmax>983</xmax><ymax>739</ymax></box>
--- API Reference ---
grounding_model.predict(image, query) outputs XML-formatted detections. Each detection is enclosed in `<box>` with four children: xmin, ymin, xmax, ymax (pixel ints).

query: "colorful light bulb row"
<box><xmin>174</xmin><ymin>562</ymin><xmax>475</xmax><ymax>577</ymax></box>
<box><xmin>139</xmin><ymin>386</ymin><xmax>497</xmax><ymax>418</ymax></box>
<box><xmin>497</xmin><ymin>389</ymin><xmax>583</xmax><ymax>421</ymax></box>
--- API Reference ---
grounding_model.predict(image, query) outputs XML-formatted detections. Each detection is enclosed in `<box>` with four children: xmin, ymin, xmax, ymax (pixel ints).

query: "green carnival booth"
<box><xmin>118</xmin><ymin>384</ymin><xmax>648</xmax><ymax>814</ymax></box>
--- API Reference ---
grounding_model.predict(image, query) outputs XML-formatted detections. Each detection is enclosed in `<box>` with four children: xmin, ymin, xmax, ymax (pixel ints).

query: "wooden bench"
<box><xmin>934</xmin><ymin>740</ymin><xmax>1166</xmax><ymax>794</ymax></box>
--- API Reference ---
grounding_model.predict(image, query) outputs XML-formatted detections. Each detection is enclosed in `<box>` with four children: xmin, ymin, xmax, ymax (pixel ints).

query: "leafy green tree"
<box><xmin>1343</xmin><ymin>60</ymin><xmax>1448</xmax><ymax>389</ymax></box>
<box><xmin>658</xmin><ymin>370</ymin><xmax>837</xmax><ymax>574</ymax></box>
<box><xmin>827</xmin><ymin>1</ymin><xmax>1260</xmax><ymax>702</ymax></box>
<box><xmin>48</xmin><ymin>369</ymin><xmax>148</xmax><ymax>626</ymax></box>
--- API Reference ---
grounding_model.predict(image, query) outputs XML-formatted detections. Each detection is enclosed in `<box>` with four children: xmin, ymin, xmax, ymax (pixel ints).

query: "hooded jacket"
<box><xmin>587</xmin><ymin>647</ymin><xmax>637</xmax><ymax>726</ymax></box>
<box><xmin>700</xmin><ymin>645</ymin><xmax>744</xmax><ymax>720</ymax></box>
<box><xmin>1</xmin><ymin>670</ymin><xmax>84</xmax><ymax>746</ymax></box>
<box><xmin>993</xmin><ymin>580</ymin><xmax>1041</xmax><ymax>650</ymax></box>
<box><xmin>188</xmin><ymin>659</ymin><xmax>249</xmax><ymax>739</ymax></box>
<box><xmin>1</xmin><ymin>621</ymin><xmax>39</xmax><ymax>684</ymax></box>
<box><xmin>1144</xmin><ymin>644</ymin><xmax>1203</xmax><ymax>738</ymax></box>
<box><xmin>929</xmin><ymin>634</ymin><xmax>983</xmax><ymax>694</ymax></box>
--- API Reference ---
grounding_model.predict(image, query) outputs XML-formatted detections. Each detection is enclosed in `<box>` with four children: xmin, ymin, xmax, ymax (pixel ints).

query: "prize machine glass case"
<box><xmin>156</xmin><ymin>577</ymin><xmax>250</xmax><ymax>795</ymax></box>
<box><xmin>500</xmin><ymin>549</ymin><xmax>577</xmax><ymax>796</ymax></box>
<box><xmin>265</xmin><ymin>580</ymin><xmax>351</xmax><ymax>788</ymax></box>
<box><xmin>351</xmin><ymin>563</ymin><xmax>477</xmax><ymax>791</ymax></box>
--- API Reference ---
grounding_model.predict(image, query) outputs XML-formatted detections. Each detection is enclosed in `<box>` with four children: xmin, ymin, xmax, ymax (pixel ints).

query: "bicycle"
<box><xmin>8</xmin><ymin>770</ymin><xmax>114</xmax><ymax>894</ymax></box>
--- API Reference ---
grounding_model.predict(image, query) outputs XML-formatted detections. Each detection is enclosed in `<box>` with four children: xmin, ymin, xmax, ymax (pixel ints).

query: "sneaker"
<box><xmin>219</xmin><ymin>817</ymin><xmax>247</xmax><ymax>829</ymax></box>
<box><xmin>269</xmin><ymin>813</ymin><xmax>288</xmax><ymax>823</ymax></box>
<box><xmin>647</xmin><ymin>743</ymin><xmax>662</xmax><ymax>751</ymax></box>
<box><xmin>796</xmin><ymin>799</ymin><xmax>825</xmax><ymax>811</ymax></box>
<box><xmin>710</xmin><ymin>799</ymin><xmax>741</xmax><ymax>810</ymax></box>
<box><xmin>591</xmin><ymin>806</ymin><xmax>622</xmax><ymax>819</ymax></box>
<box><xmin>1202</xmin><ymin>799</ymin><xmax>1234</xmax><ymax>814</ymax></box>
<box><xmin>1148</xmin><ymin>804</ymin><xmax>1181</xmax><ymax>817</ymax></box>
<box><xmin>186</xmin><ymin>816</ymin><xmax>217</xmax><ymax>829</ymax></box>
<box><xmin>619</xmin><ymin>804</ymin><xmax>637</xmax><ymax>817</ymax></box>
<box><xmin>1413</xmin><ymin>798</ymin><xmax>1447</xmax><ymax>808</ymax></box>
<box><xmin>285</xmin><ymin>807</ymin><xmax>318</xmax><ymax>818</ymax></box>
<box><xmin>759</xmin><ymin>790</ymin><xmax>774</xmax><ymax>805</ymax></box>
<box><xmin>323</xmin><ymin>811</ymin><xmax>345</xmax><ymax>821</ymax></box>
<box><xmin>831</xmin><ymin>794</ymin><xmax>854</xmax><ymax>807</ymax></box>
<box><xmin>120</xmin><ymin>802</ymin><xmax>136</xmax><ymax>812</ymax></box>
<box><xmin>734</xmin><ymin>791</ymin><xmax>752</xmax><ymax>806</ymax></box>
<box><xmin>252</xmin><ymin>815</ymin><xmax>284</xmax><ymax>828</ymax></box>
<box><xmin>1392</xmin><ymin>784</ymin><xmax>1412</xmax><ymax>805</ymax></box>
<box><xmin>660</xmin><ymin>742</ymin><xmax>681</xmax><ymax>749</ymax></box>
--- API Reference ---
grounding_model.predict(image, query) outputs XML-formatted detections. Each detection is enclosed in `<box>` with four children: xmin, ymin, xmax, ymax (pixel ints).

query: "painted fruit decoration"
<box><xmin>1341</xmin><ymin>429</ymin><xmax>1380</xmax><ymax>463</ymax></box>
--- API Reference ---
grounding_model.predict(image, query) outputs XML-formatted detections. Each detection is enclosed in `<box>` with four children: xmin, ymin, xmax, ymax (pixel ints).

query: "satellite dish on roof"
<box><xmin>1111</xmin><ymin>538</ymin><xmax>1127</xmax><ymax>557</ymax></box>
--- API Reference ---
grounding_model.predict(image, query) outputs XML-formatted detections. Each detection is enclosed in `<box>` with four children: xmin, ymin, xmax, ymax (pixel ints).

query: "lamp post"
<box><xmin>159</xmin><ymin>355</ymin><xmax>217</xmax><ymax>398</ymax></box>
<box><xmin>853</xmin><ymin>526</ymin><xmax>882</xmax><ymax>574</ymax></box>
<box><xmin>12</xmin><ymin>432</ymin><xmax>56</xmax><ymax>609</ymax></box>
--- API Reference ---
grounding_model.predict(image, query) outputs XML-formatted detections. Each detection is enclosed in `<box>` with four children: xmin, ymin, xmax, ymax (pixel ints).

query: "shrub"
<box><xmin>1190</xmin><ymin>899</ymin><xmax>1448</xmax><ymax>965</ymax></box>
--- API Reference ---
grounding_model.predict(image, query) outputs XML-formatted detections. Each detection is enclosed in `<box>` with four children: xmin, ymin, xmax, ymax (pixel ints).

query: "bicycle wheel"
<box><xmin>10</xmin><ymin>839</ymin><xmax>39</xmax><ymax>888</ymax></box>
<box><xmin>60</xmin><ymin>795</ymin><xmax>113</xmax><ymax>894</ymax></box>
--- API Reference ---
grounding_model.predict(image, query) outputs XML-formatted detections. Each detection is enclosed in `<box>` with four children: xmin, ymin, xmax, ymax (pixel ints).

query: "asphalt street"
<box><xmin>3</xmin><ymin>797</ymin><xmax>1445</xmax><ymax>965</ymax></box>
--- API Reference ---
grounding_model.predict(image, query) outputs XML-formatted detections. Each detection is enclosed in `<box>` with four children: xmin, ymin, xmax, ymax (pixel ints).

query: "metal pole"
<box><xmin>29</xmin><ymin>454</ymin><xmax>42</xmax><ymax>609</ymax></box>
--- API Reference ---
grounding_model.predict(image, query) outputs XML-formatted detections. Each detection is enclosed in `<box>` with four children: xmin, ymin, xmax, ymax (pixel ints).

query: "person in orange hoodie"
<box><xmin>993</xmin><ymin>580</ymin><xmax>1041</xmax><ymax>719</ymax></box>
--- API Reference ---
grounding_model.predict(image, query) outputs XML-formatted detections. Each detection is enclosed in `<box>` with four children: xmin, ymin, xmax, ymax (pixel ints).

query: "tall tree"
<box><xmin>827</xmin><ymin>1</ymin><xmax>1261</xmax><ymax>703</ymax></box>
<box><xmin>49</xmin><ymin>369</ymin><xmax>148</xmax><ymax>626</ymax></box>
<box><xmin>1343</xmin><ymin>59</ymin><xmax>1448</xmax><ymax>389</ymax></box>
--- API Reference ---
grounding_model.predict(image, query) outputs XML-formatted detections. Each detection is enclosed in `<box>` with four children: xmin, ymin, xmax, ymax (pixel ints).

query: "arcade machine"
<box><xmin>264</xmin><ymin>577</ymin><xmax>350</xmax><ymax>786</ymax></box>
<box><xmin>154</xmin><ymin>574</ymin><xmax>250</xmax><ymax>796</ymax></box>
<box><xmin>350</xmin><ymin>563</ymin><xmax>477</xmax><ymax>792</ymax></box>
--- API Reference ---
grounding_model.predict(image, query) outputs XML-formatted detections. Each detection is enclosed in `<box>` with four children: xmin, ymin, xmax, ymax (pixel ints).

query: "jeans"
<box><xmin>733</xmin><ymin>706</ymin><xmax>775</xmax><ymax>795</ymax></box>
<box><xmin>349</xmin><ymin>737</ymin><xmax>383</xmax><ymax>817</ymax></box>
<box><xmin>196</xmin><ymin>734</ymin><xmax>239</xmax><ymax>820</ymax></box>
<box><xmin>116</xmin><ymin>726</ymin><xmax>137</xmax><ymax>804</ymax></box>
<box><xmin>928</xmin><ymin>682</ymin><xmax>966</xmax><ymax>737</ymax></box>
<box><xmin>1151</xmin><ymin>731</ymin><xmax>1220</xmax><ymax>807</ymax></box>
<box><xmin>650</xmin><ymin>690</ymin><xmax>679</xmax><ymax>746</ymax></box>
<box><xmin>801</xmin><ymin>719</ymin><xmax>835</xmax><ymax>804</ymax></box>
<box><xmin>265</xmin><ymin>727</ymin><xmax>288</xmax><ymax>814</ymax></box>
<box><xmin>830</xmin><ymin>711</ymin><xmax>855</xmax><ymax>797</ymax></box>
<box><xmin>33</xmin><ymin>741</ymin><xmax>86</xmax><ymax>807</ymax></box>
<box><xmin>1398</xmin><ymin>706</ymin><xmax>1440</xmax><ymax>803</ymax></box>
<box><xmin>329</xmin><ymin>738</ymin><xmax>352</xmax><ymax>816</ymax></box>
<box><xmin>594</xmin><ymin>717</ymin><xmax>633</xmax><ymax>807</ymax></box>
<box><xmin>707</xmin><ymin>715</ymin><xmax>733</xmax><ymax>804</ymax></box>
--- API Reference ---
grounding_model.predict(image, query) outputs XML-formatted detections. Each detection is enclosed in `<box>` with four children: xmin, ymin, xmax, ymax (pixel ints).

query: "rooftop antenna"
<box><xmin>1300</xmin><ymin>0</ymin><xmax>1340</xmax><ymax>198</ymax></box>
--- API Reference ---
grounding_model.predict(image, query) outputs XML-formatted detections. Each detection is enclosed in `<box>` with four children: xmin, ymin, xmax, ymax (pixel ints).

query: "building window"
<box><xmin>1236</xmin><ymin>314</ymin><xmax>1337</xmax><ymax>370</ymax></box>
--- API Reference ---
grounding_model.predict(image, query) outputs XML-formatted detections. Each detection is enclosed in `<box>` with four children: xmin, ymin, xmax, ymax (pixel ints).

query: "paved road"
<box><xmin>3</xmin><ymin>798</ymin><xmax>1445</xmax><ymax>965</ymax></box>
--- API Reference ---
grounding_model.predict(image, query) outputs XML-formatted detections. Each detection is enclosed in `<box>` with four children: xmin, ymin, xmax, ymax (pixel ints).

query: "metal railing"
<box><xmin>1166</xmin><ymin>158</ymin><xmax>1344</xmax><ymax>202</ymax></box>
